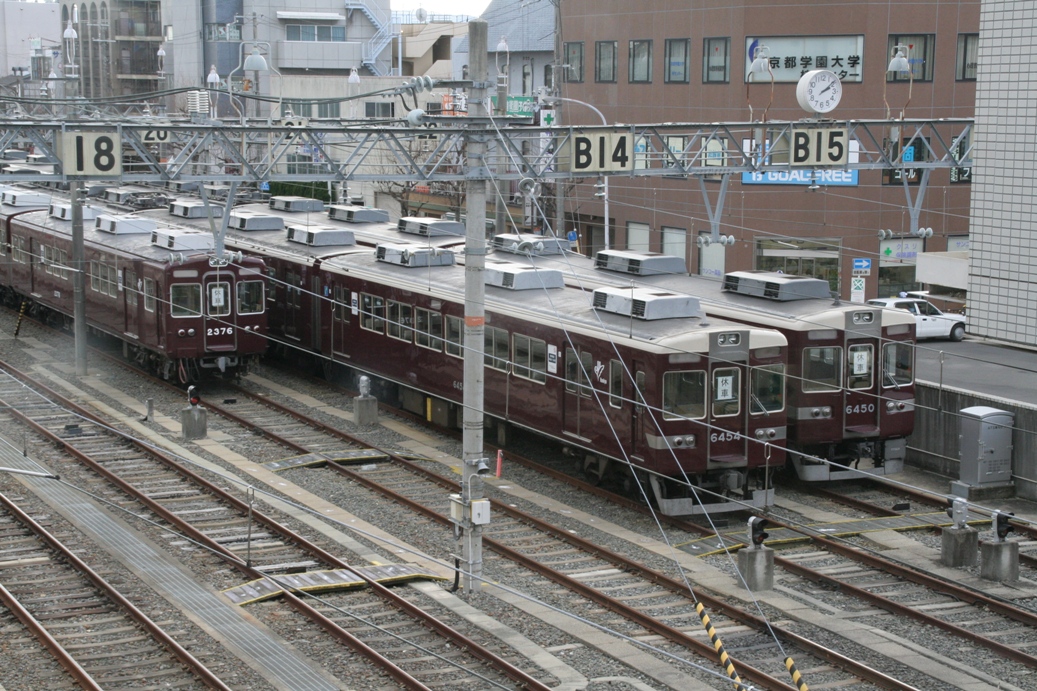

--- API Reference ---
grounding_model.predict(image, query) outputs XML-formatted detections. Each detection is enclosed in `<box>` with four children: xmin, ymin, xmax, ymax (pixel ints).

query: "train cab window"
<box><xmin>609</xmin><ymin>360</ymin><xmax>624</xmax><ymax>407</ymax></box>
<box><xmin>663</xmin><ymin>371</ymin><xmax>706</xmax><ymax>420</ymax></box>
<box><xmin>846</xmin><ymin>344</ymin><xmax>873</xmax><ymax>390</ymax></box>
<box><xmin>144</xmin><ymin>278</ymin><xmax>156</xmax><ymax>312</ymax></box>
<box><xmin>445</xmin><ymin>315</ymin><xmax>463</xmax><ymax>358</ymax></box>
<box><xmin>712</xmin><ymin>367</ymin><xmax>741</xmax><ymax>417</ymax></box>
<box><xmin>207</xmin><ymin>282</ymin><xmax>231</xmax><ymax>317</ymax></box>
<box><xmin>513</xmin><ymin>334</ymin><xmax>547</xmax><ymax>383</ymax></box>
<box><xmin>882</xmin><ymin>341</ymin><xmax>914</xmax><ymax>388</ymax></box>
<box><xmin>387</xmin><ymin>301</ymin><xmax>413</xmax><ymax>342</ymax></box>
<box><xmin>485</xmin><ymin>326</ymin><xmax>509</xmax><ymax>371</ymax></box>
<box><xmin>170</xmin><ymin>284</ymin><xmax>202</xmax><ymax>317</ymax></box>
<box><xmin>565</xmin><ymin>348</ymin><xmax>593</xmax><ymax>396</ymax></box>
<box><xmin>237</xmin><ymin>280</ymin><xmax>265</xmax><ymax>315</ymax></box>
<box><xmin>332</xmin><ymin>286</ymin><xmax>350</xmax><ymax>324</ymax></box>
<box><xmin>415</xmin><ymin>307</ymin><xmax>443</xmax><ymax>351</ymax></box>
<box><xmin>802</xmin><ymin>346</ymin><xmax>842</xmax><ymax>392</ymax></box>
<box><xmin>360</xmin><ymin>293</ymin><xmax>385</xmax><ymax>333</ymax></box>
<box><xmin>750</xmin><ymin>364</ymin><xmax>785</xmax><ymax>414</ymax></box>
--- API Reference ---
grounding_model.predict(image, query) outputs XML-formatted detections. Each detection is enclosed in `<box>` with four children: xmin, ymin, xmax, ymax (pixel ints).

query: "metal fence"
<box><xmin>908</xmin><ymin>381</ymin><xmax>1037</xmax><ymax>501</ymax></box>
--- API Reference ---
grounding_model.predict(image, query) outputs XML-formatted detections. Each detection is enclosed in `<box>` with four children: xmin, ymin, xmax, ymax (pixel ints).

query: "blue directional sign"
<box><xmin>852</xmin><ymin>257</ymin><xmax>872</xmax><ymax>276</ymax></box>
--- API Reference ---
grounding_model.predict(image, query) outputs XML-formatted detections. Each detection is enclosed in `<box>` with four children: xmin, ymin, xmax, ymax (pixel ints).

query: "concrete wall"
<box><xmin>908</xmin><ymin>380</ymin><xmax>1037</xmax><ymax>501</ymax></box>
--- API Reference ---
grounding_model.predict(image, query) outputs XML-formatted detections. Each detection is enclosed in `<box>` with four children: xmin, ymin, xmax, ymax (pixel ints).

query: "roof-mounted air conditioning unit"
<box><xmin>327</xmin><ymin>205</ymin><xmax>390</xmax><ymax>223</ymax></box>
<box><xmin>168</xmin><ymin>200</ymin><xmax>209</xmax><ymax>218</ymax></box>
<box><xmin>375</xmin><ymin>243</ymin><xmax>455</xmax><ymax>267</ymax></box>
<box><xmin>95</xmin><ymin>215</ymin><xmax>156</xmax><ymax>234</ymax></box>
<box><xmin>228</xmin><ymin>212</ymin><xmax>284</xmax><ymax>231</ymax></box>
<box><xmin>50</xmin><ymin>202</ymin><xmax>102</xmax><ymax>221</ymax></box>
<box><xmin>151</xmin><ymin>228</ymin><xmax>214</xmax><ymax>251</ymax></box>
<box><xmin>594</xmin><ymin>249</ymin><xmax>687</xmax><ymax>277</ymax></box>
<box><xmin>721</xmin><ymin>270</ymin><xmax>831</xmax><ymax>301</ymax></box>
<box><xmin>484</xmin><ymin>260</ymin><xmax>564</xmax><ymax>290</ymax></box>
<box><xmin>396</xmin><ymin>216</ymin><xmax>465</xmax><ymax>237</ymax></box>
<box><xmin>286</xmin><ymin>224</ymin><xmax>356</xmax><ymax>247</ymax></box>
<box><xmin>592</xmin><ymin>286</ymin><xmax>702</xmax><ymax>320</ymax></box>
<box><xmin>269</xmin><ymin>196</ymin><xmax>324</xmax><ymax>212</ymax></box>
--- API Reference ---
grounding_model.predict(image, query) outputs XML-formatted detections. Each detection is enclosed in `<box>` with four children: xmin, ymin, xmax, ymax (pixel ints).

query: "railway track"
<box><xmin>0</xmin><ymin>359</ymin><xmax>551</xmax><ymax>690</ymax></box>
<box><xmin>0</xmin><ymin>488</ymin><xmax>229</xmax><ymax>690</ymax></box>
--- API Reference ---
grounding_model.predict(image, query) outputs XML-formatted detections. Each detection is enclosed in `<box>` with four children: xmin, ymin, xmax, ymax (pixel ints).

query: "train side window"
<box><xmin>170</xmin><ymin>284</ymin><xmax>202</xmax><ymax>317</ymax></box>
<box><xmin>11</xmin><ymin>236</ymin><xmax>27</xmax><ymax>263</ymax></box>
<box><xmin>882</xmin><ymin>341</ymin><xmax>914</xmax><ymax>388</ymax></box>
<box><xmin>237</xmin><ymin>280</ymin><xmax>265</xmax><ymax>315</ymax></box>
<box><xmin>663</xmin><ymin>370</ymin><xmax>706</xmax><ymax>420</ymax></box>
<box><xmin>387</xmin><ymin>300</ymin><xmax>413</xmax><ymax>342</ymax></box>
<box><xmin>750</xmin><ymin>364</ymin><xmax>785</xmax><ymax>414</ymax></box>
<box><xmin>846</xmin><ymin>344</ymin><xmax>873</xmax><ymax>390</ymax></box>
<box><xmin>609</xmin><ymin>360</ymin><xmax>624</xmax><ymax>407</ymax></box>
<box><xmin>485</xmin><ymin>326</ymin><xmax>509</xmax><ymax>371</ymax></box>
<box><xmin>712</xmin><ymin>367</ymin><xmax>741</xmax><ymax>417</ymax></box>
<box><xmin>635</xmin><ymin>370</ymin><xmax>646</xmax><ymax>412</ymax></box>
<box><xmin>207</xmin><ymin>282</ymin><xmax>231</xmax><ymax>317</ymax></box>
<box><xmin>360</xmin><ymin>293</ymin><xmax>385</xmax><ymax>333</ymax></box>
<box><xmin>802</xmin><ymin>346</ymin><xmax>842</xmax><ymax>392</ymax></box>
<box><xmin>144</xmin><ymin>278</ymin><xmax>156</xmax><ymax>312</ymax></box>
<box><xmin>445</xmin><ymin>315</ymin><xmax>463</xmax><ymax>358</ymax></box>
<box><xmin>565</xmin><ymin>349</ymin><xmax>593</xmax><ymax>396</ymax></box>
<box><xmin>513</xmin><ymin>334</ymin><xmax>547</xmax><ymax>383</ymax></box>
<box><xmin>415</xmin><ymin>307</ymin><xmax>443</xmax><ymax>351</ymax></box>
<box><xmin>125</xmin><ymin>270</ymin><xmax>138</xmax><ymax>307</ymax></box>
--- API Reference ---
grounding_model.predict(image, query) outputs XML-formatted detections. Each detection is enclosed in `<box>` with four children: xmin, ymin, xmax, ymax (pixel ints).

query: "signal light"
<box><xmin>748</xmin><ymin>516</ymin><xmax>769</xmax><ymax>547</ymax></box>
<box><xmin>188</xmin><ymin>385</ymin><xmax>200</xmax><ymax>407</ymax></box>
<box><xmin>993</xmin><ymin>510</ymin><xmax>1014</xmax><ymax>541</ymax></box>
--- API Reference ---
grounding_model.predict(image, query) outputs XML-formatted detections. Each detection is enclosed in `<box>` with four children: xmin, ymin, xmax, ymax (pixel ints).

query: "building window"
<box><xmin>365</xmin><ymin>101</ymin><xmax>395</xmax><ymax>118</ymax></box>
<box><xmin>661</xmin><ymin>226</ymin><xmax>686</xmax><ymax>262</ymax></box>
<box><xmin>956</xmin><ymin>33</ymin><xmax>978</xmax><ymax>81</ymax></box>
<box><xmin>887</xmin><ymin>34</ymin><xmax>935</xmax><ymax>81</ymax></box>
<box><xmin>755</xmin><ymin>238</ymin><xmax>840</xmax><ymax>293</ymax></box>
<box><xmin>318</xmin><ymin>101</ymin><xmax>341</xmax><ymax>118</ymax></box>
<box><xmin>703</xmin><ymin>37</ymin><xmax>730</xmax><ymax>83</ymax></box>
<box><xmin>564</xmin><ymin>42</ymin><xmax>584</xmax><ymax>83</ymax></box>
<box><xmin>204</xmin><ymin>23</ymin><xmax>241</xmax><ymax>42</ymax></box>
<box><xmin>627</xmin><ymin>221</ymin><xmax>650</xmax><ymax>252</ymax></box>
<box><xmin>285</xmin><ymin>24</ymin><xmax>345</xmax><ymax>42</ymax></box>
<box><xmin>664</xmin><ymin>39</ymin><xmax>689</xmax><ymax>83</ymax></box>
<box><xmin>595</xmin><ymin>41</ymin><xmax>617</xmax><ymax>83</ymax></box>
<box><xmin>522</xmin><ymin>60</ymin><xmax>533</xmax><ymax>95</ymax></box>
<box><xmin>282</xmin><ymin>100</ymin><xmax>312</xmax><ymax>118</ymax></box>
<box><xmin>629</xmin><ymin>40</ymin><xmax>652</xmax><ymax>83</ymax></box>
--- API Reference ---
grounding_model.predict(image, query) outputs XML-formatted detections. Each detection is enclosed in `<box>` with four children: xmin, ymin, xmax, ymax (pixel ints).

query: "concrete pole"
<box><xmin>461</xmin><ymin>19</ymin><xmax>489</xmax><ymax>595</ymax></box>
<box><xmin>71</xmin><ymin>181</ymin><xmax>87</xmax><ymax>376</ymax></box>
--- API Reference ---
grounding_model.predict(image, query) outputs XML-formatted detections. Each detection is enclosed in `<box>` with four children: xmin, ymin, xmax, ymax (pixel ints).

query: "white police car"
<box><xmin>866</xmin><ymin>295</ymin><xmax>966</xmax><ymax>341</ymax></box>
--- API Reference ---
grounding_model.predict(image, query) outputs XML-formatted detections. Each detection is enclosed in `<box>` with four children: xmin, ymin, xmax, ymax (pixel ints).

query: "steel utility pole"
<box><xmin>71</xmin><ymin>181</ymin><xmax>87</xmax><ymax>376</ymax></box>
<box><xmin>460</xmin><ymin>19</ymin><xmax>490</xmax><ymax>595</ymax></box>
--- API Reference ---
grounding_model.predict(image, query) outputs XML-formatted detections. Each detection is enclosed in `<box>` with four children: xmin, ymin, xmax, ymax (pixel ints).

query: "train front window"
<box><xmin>882</xmin><ymin>341</ymin><xmax>914</xmax><ymax>388</ymax></box>
<box><xmin>207</xmin><ymin>282</ymin><xmax>231</xmax><ymax>317</ymax></box>
<box><xmin>750</xmin><ymin>364</ymin><xmax>785</xmax><ymax>414</ymax></box>
<box><xmin>237</xmin><ymin>280</ymin><xmax>264</xmax><ymax>315</ymax></box>
<box><xmin>846</xmin><ymin>344</ymin><xmax>873</xmax><ymax>390</ymax></box>
<box><xmin>802</xmin><ymin>346</ymin><xmax>842</xmax><ymax>392</ymax></box>
<box><xmin>712</xmin><ymin>367</ymin><xmax>741</xmax><ymax>417</ymax></box>
<box><xmin>662</xmin><ymin>371</ymin><xmax>706</xmax><ymax>420</ymax></box>
<box><xmin>171</xmin><ymin>284</ymin><xmax>202</xmax><ymax>317</ymax></box>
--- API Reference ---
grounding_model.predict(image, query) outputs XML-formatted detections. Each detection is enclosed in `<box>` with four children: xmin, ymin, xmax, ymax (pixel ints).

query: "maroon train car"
<box><xmin>0</xmin><ymin>188</ymin><xmax>267</xmax><ymax>382</ymax></box>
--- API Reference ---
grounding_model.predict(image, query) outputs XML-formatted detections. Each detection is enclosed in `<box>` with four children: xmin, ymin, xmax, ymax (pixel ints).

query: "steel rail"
<box><xmin>0</xmin><ymin>492</ymin><xmax>232</xmax><ymax>690</ymax></box>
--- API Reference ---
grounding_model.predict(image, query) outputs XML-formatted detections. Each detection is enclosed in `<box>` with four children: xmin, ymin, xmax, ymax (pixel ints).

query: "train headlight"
<box><xmin>887</xmin><ymin>401</ymin><xmax>896</xmax><ymax>411</ymax></box>
<box><xmin>244</xmin><ymin>326</ymin><xmax>251</xmax><ymax>332</ymax></box>
<box><xmin>822</xmin><ymin>406</ymin><xmax>832</xmax><ymax>418</ymax></box>
<box><xmin>684</xmin><ymin>435</ymin><xmax>695</xmax><ymax>448</ymax></box>
<box><xmin>178</xmin><ymin>329</ymin><xmax>186</xmax><ymax>337</ymax></box>
<box><xmin>755</xmin><ymin>429</ymin><xmax>766</xmax><ymax>439</ymax></box>
<box><xmin>852</xmin><ymin>312</ymin><xmax>875</xmax><ymax>324</ymax></box>
<box><xmin>188</xmin><ymin>328</ymin><xmax>196</xmax><ymax>336</ymax></box>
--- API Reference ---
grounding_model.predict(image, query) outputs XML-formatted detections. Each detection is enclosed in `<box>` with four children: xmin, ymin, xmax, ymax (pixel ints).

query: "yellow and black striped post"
<box><xmin>13</xmin><ymin>300</ymin><xmax>28</xmax><ymax>337</ymax></box>
<box><xmin>695</xmin><ymin>601</ymin><xmax>745</xmax><ymax>690</ymax></box>
<box><xmin>784</xmin><ymin>656</ymin><xmax>809</xmax><ymax>690</ymax></box>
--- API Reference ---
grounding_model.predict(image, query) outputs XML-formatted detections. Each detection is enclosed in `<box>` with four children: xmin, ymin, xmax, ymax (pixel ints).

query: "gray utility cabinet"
<box><xmin>959</xmin><ymin>406</ymin><xmax>1014</xmax><ymax>485</ymax></box>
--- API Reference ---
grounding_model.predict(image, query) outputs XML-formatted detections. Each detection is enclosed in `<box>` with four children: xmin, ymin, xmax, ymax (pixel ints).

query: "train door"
<box><xmin>707</xmin><ymin>361</ymin><xmax>748</xmax><ymax>463</ymax></box>
<box><xmin>123</xmin><ymin>263</ymin><xmax>141</xmax><ymax>338</ymax></box>
<box><xmin>202</xmin><ymin>272</ymin><xmax>236</xmax><ymax>351</ymax></box>
<box><xmin>629</xmin><ymin>363</ymin><xmax>646</xmax><ymax>458</ymax></box>
<box><xmin>311</xmin><ymin>275</ymin><xmax>322</xmax><ymax>353</ymax></box>
<box><xmin>563</xmin><ymin>347</ymin><xmax>593</xmax><ymax>439</ymax></box>
<box><xmin>284</xmin><ymin>268</ymin><xmax>301</xmax><ymax>339</ymax></box>
<box><xmin>843</xmin><ymin>339</ymin><xmax>880</xmax><ymax>436</ymax></box>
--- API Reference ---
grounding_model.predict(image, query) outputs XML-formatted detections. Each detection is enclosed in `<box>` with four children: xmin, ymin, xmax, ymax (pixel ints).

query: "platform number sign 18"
<box><xmin>59</xmin><ymin>132</ymin><xmax>122</xmax><ymax>177</ymax></box>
